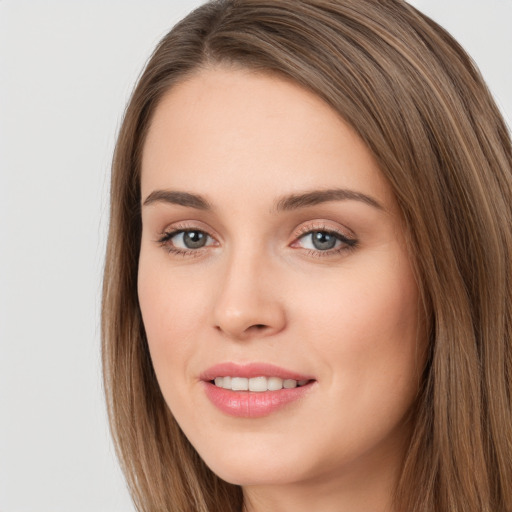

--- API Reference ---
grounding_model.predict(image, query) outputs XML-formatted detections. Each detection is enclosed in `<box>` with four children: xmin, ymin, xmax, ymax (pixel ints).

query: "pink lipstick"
<box><xmin>201</xmin><ymin>363</ymin><xmax>315</xmax><ymax>418</ymax></box>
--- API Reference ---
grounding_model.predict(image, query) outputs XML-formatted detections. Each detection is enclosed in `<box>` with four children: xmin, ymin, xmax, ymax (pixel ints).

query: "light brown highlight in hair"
<box><xmin>102</xmin><ymin>1</ymin><xmax>512</xmax><ymax>510</ymax></box>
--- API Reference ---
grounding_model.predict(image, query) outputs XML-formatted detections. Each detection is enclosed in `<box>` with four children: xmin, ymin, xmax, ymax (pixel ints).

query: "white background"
<box><xmin>0</xmin><ymin>1</ymin><xmax>510</xmax><ymax>511</ymax></box>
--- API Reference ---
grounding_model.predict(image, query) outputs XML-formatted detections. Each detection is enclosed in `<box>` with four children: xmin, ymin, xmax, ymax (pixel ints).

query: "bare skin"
<box><xmin>138</xmin><ymin>66</ymin><xmax>425</xmax><ymax>512</ymax></box>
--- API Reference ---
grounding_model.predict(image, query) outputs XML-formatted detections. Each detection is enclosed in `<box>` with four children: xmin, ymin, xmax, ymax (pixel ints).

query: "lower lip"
<box><xmin>202</xmin><ymin>381</ymin><xmax>314</xmax><ymax>418</ymax></box>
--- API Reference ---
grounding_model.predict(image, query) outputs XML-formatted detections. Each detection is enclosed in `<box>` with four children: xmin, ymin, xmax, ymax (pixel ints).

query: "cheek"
<box><xmin>295</xmin><ymin>256</ymin><xmax>423</xmax><ymax>403</ymax></box>
<box><xmin>137</xmin><ymin>256</ymin><xmax>208</xmax><ymax>381</ymax></box>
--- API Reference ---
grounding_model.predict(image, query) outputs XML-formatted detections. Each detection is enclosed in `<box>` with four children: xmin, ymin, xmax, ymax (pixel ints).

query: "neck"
<box><xmin>241</xmin><ymin>429</ymin><xmax>407</xmax><ymax>512</ymax></box>
<box><xmin>243</xmin><ymin>467</ymin><xmax>397</xmax><ymax>512</ymax></box>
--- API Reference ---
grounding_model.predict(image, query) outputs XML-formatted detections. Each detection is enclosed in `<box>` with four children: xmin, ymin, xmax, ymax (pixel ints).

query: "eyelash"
<box><xmin>156</xmin><ymin>226</ymin><xmax>215</xmax><ymax>258</ymax></box>
<box><xmin>292</xmin><ymin>224</ymin><xmax>358</xmax><ymax>257</ymax></box>
<box><xmin>156</xmin><ymin>224</ymin><xmax>358</xmax><ymax>258</ymax></box>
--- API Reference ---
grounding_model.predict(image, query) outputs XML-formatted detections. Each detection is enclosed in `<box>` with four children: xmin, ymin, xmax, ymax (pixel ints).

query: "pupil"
<box><xmin>312</xmin><ymin>231</ymin><xmax>337</xmax><ymax>250</ymax></box>
<box><xmin>184</xmin><ymin>231</ymin><xmax>206</xmax><ymax>249</ymax></box>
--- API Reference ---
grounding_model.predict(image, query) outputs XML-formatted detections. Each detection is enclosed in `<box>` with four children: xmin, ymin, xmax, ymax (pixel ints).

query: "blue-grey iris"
<box><xmin>183</xmin><ymin>231</ymin><xmax>207</xmax><ymax>249</ymax></box>
<box><xmin>312</xmin><ymin>231</ymin><xmax>337</xmax><ymax>250</ymax></box>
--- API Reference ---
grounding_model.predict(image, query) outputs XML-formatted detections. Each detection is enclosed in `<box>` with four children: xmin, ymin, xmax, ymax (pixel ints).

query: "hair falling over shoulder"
<box><xmin>102</xmin><ymin>1</ymin><xmax>512</xmax><ymax>510</ymax></box>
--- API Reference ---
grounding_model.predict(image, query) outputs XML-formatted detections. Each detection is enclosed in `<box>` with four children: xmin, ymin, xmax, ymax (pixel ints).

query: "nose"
<box><xmin>212</xmin><ymin>249</ymin><xmax>287</xmax><ymax>341</ymax></box>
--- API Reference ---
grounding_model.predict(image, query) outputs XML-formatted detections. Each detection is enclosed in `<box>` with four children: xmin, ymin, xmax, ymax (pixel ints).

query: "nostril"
<box><xmin>245</xmin><ymin>324</ymin><xmax>269</xmax><ymax>334</ymax></box>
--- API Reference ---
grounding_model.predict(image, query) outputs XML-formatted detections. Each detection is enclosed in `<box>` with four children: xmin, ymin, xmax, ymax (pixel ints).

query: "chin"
<box><xmin>191</xmin><ymin>433</ymin><xmax>318</xmax><ymax>487</ymax></box>
<box><xmin>187</xmin><ymin>435</ymin><xmax>283</xmax><ymax>483</ymax></box>
<box><xmin>207</xmin><ymin>459</ymin><xmax>299</xmax><ymax>487</ymax></box>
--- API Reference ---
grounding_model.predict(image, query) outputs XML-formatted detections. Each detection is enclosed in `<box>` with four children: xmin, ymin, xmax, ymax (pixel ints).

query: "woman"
<box><xmin>102</xmin><ymin>1</ymin><xmax>512</xmax><ymax>511</ymax></box>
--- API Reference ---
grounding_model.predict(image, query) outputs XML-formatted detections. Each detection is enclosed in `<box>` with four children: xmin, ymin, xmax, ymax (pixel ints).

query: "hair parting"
<box><xmin>102</xmin><ymin>1</ymin><xmax>512</xmax><ymax>510</ymax></box>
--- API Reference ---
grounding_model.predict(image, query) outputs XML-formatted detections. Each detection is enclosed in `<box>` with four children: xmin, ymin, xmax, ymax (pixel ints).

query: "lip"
<box><xmin>200</xmin><ymin>362</ymin><xmax>314</xmax><ymax>382</ymax></box>
<box><xmin>201</xmin><ymin>362</ymin><xmax>316</xmax><ymax>418</ymax></box>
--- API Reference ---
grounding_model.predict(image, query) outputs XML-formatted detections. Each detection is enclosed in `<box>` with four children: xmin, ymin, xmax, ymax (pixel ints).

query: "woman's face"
<box><xmin>138</xmin><ymin>67</ymin><xmax>424</xmax><ymax>494</ymax></box>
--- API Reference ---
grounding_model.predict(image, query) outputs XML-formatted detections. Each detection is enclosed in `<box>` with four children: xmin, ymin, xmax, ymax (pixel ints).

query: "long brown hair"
<box><xmin>102</xmin><ymin>1</ymin><xmax>512</xmax><ymax>510</ymax></box>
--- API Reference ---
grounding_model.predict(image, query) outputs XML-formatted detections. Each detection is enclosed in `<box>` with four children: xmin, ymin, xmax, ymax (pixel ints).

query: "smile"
<box><xmin>201</xmin><ymin>363</ymin><xmax>316</xmax><ymax>418</ymax></box>
<box><xmin>213</xmin><ymin>376</ymin><xmax>310</xmax><ymax>391</ymax></box>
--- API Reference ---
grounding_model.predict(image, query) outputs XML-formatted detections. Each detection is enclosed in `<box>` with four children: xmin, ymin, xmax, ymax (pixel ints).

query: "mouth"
<box><xmin>201</xmin><ymin>363</ymin><xmax>316</xmax><ymax>418</ymax></box>
<box><xmin>211</xmin><ymin>376</ymin><xmax>311</xmax><ymax>392</ymax></box>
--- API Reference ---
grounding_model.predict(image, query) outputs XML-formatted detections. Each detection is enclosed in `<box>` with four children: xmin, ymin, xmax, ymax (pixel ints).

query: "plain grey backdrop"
<box><xmin>0</xmin><ymin>1</ymin><xmax>510</xmax><ymax>511</ymax></box>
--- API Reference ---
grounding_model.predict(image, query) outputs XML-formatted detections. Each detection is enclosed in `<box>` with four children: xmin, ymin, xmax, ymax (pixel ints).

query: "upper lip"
<box><xmin>200</xmin><ymin>362</ymin><xmax>315</xmax><ymax>382</ymax></box>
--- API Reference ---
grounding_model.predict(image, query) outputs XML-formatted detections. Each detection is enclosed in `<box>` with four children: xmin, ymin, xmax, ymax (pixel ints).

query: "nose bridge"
<box><xmin>212</xmin><ymin>241</ymin><xmax>286</xmax><ymax>339</ymax></box>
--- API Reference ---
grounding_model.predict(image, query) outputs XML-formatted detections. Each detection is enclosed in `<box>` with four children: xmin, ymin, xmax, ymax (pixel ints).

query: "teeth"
<box><xmin>212</xmin><ymin>376</ymin><xmax>309</xmax><ymax>392</ymax></box>
<box><xmin>231</xmin><ymin>377</ymin><xmax>249</xmax><ymax>391</ymax></box>
<box><xmin>249</xmin><ymin>376</ymin><xmax>267</xmax><ymax>392</ymax></box>
<box><xmin>283</xmin><ymin>379</ymin><xmax>297</xmax><ymax>389</ymax></box>
<box><xmin>267</xmin><ymin>377</ymin><xmax>283</xmax><ymax>391</ymax></box>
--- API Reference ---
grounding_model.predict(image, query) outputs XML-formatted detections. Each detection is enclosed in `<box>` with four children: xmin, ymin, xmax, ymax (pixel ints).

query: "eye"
<box><xmin>158</xmin><ymin>229</ymin><xmax>216</xmax><ymax>253</ymax></box>
<box><xmin>174</xmin><ymin>230</ymin><xmax>210</xmax><ymax>249</ymax></box>
<box><xmin>293</xmin><ymin>228</ymin><xmax>357</xmax><ymax>254</ymax></box>
<box><xmin>301</xmin><ymin>231</ymin><xmax>340</xmax><ymax>251</ymax></box>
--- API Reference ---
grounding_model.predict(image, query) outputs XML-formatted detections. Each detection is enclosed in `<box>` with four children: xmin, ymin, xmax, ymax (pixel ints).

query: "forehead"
<box><xmin>141</xmin><ymin>66</ymin><xmax>394</xmax><ymax>211</ymax></box>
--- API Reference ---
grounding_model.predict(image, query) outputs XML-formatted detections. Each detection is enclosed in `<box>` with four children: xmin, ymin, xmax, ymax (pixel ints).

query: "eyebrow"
<box><xmin>275</xmin><ymin>188</ymin><xmax>383</xmax><ymax>211</ymax></box>
<box><xmin>143</xmin><ymin>190</ymin><xmax>211</xmax><ymax>210</ymax></box>
<box><xmin>142</xmin><ymin>187</ymin><xmax>383</xmax><ymax>211</ymax></box>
